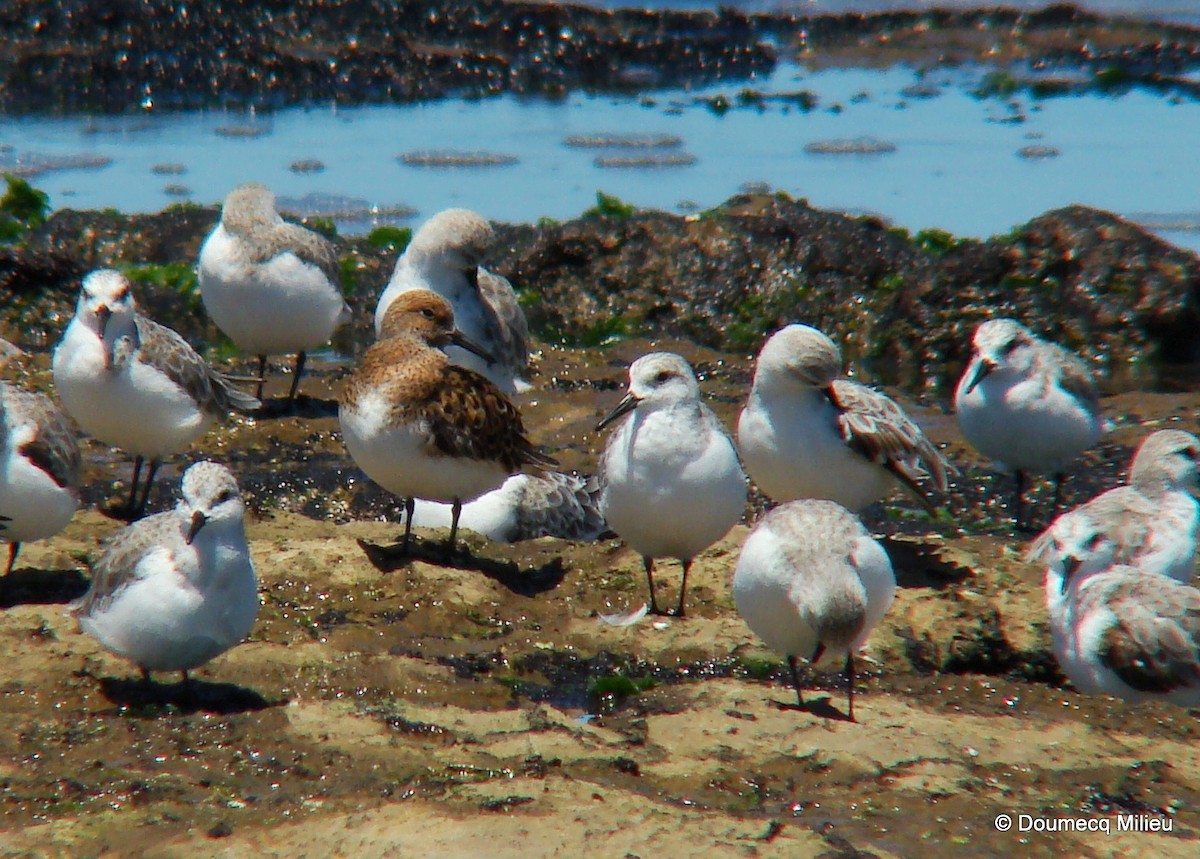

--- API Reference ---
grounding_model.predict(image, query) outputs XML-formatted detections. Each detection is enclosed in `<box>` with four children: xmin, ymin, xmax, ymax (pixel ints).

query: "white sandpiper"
<box><xmin>737</xmin><ymin>323</ymin><xmax>951</xmax><ymax>513</ymax></box>
<box><xmin>1028</xmin><ymin>430</ymin><xmax>1199</xmax><ymax>583</ymax></box>
<box><xmin>52</xmin><ymin>269</ymin><xmax>260</xmax><ymax>516</ymax></box>
<box><xmin>1034</xmin><ymin>513</ymin><xmax>1200</xmax><ymax>707</ymax></box>
<box><xmin>341</xmin><ymin>289</ymin><xmax>552</xmax><ymax>555</ymax></box>
<box><xmin>0</xmin><ymin>382</ymin><xmax>82</xmax><ymax>575</ymax></box>
<box><xmin>596</xmin><ymin>351</ymin><xmax>746</xmax><ymax>617</ymax></box>
<box><xmin>408</xmin><ymin>471</ymin><xmax>607</xmax><ymax>543</ymax></box>
<box><xmin>955</xmin><ymin>317</ymin><xmax>1103</xmax><ymax>527</ymax></box>
<box><xmin>71</xmin><ymin>461</ymin><xmax>258</xmax><ymax>683</ymax></box>
<box><xmin>198</xmin><ymin>182</ymin><xmax>350</xmax><ymax>402</ymax></box>
<box><xmin>374</xmin><ymin>208</ymin><xmax>529</xmax><ymax>393</ymax></box>
<box><xmin>733</xmin><ymin>499</ymin><xmax>896</xmax><ymax>720</ymax></box>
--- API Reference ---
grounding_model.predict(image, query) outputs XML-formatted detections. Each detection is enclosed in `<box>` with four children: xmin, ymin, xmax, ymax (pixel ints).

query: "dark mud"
<box><xmin>3</xmin><ymin>2</ymin><xmax>1200</xmax><ymax>113</ymax></box>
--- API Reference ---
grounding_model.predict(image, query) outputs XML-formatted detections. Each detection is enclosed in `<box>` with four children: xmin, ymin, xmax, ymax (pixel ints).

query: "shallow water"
<box><xmin>1</xmin><ymin>63</ymin><xmax>1198</xmax><ymax>252</ymax></box>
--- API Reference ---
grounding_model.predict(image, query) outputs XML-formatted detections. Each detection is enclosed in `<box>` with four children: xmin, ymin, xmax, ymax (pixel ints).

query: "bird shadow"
<box><xmin>879</xmin><ymin>536</ymin><xmax>974</xmax><ymax>589</ymax></box>
<box><xmin>356</xmin><ymin>537</ymin><xmax>567</xmax><ymax>597</ymax></box>
<box><xmin>257</xmin><ymin>394</ymin><xmax>339</xmax><ymax>419</ymax></box>
<box><xmin>770</xmin><ymin>696</ymin><xmax>854</xmax><ymax>722</ymax></box>
<box><xmin>0</xmin><ymin>567</ymin><xmax>90</xmax><ymax>608</ymax></box>
<box><xmin>87</xmin><ymin>671</ymin><xmax>283</xmax><ymax>716</ymax></box>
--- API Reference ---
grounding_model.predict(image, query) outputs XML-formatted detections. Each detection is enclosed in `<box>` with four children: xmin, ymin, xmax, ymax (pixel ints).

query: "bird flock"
<box><xmin>1</xmin><ymin>181</ymin><xmax>1198</xmax><ymax>718</ymax></box>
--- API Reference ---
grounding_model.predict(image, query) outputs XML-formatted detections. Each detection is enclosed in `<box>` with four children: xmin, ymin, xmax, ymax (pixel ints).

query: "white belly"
<box><xmin>53</xmin><ymin>327</ymin><xmax>210</xmax><ymax>459</ymax></box>
<box><xmin>0</xmin><ymin>451</ymin><xmax>78</xmax><ymax>543</ymax></box>
<box><xmin>738</xmin><ymin>394</ymin><xmax>895</xmax><ymax>511</ymax></box>
<box><xmin>340</xmin><ymin>397</ymin><xmax>509</xmax><ymax>504</ymax></box>
<box><xmin>200</xmin><ymin>227</ymin><xmax>346</xmax><ymax>356</ymax></box>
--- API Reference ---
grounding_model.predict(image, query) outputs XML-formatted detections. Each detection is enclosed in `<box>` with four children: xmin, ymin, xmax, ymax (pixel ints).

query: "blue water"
<box><xmin>1</xmin><ymin>62</ymin><xmax>1198</xmax><ymax>253</ymax></box>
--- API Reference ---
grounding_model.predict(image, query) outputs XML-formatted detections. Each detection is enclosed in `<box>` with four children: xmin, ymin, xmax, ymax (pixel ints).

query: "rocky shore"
<box><xmin>2</xmin><ymin>2</ymin><xmax>1200</xmax><ymax>112</ymax></box>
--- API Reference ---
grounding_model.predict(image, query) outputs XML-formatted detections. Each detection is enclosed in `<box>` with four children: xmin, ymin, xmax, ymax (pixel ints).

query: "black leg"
<box><xmin>787</xmin><ymin>655</ymin><xmax>805</xmax><ymax>708</ymax></box>
<box><xmin>127</xmin><ymin>456</ymin><xmax>144</xmax><ymax>515</ymax></box>
<box><xmin>1051</xmin><ymin>471</ymin><xmax>1067</xmax><ymax>517</ymax></box>
<box><xmin>402</xmin><ymin>497</ymin><xmax>415</xmax><ymax>550</ymax></box>
<box><xmin>1013</xmin><ymin>470</ymin><xmax>1027</xmax><ymax>530</ymax></box>
<box><xmin>255</xmin><ymin>354</ymin><xmax>268</xmax><ymax>401</ymax></box>
<box><xmin>137</xmin><ymin>459</ymin><xmax>162</xmax><ymax>517</ymax></box>
<box><xmin>643</xmin><ymin>556</ymin><xmax>662</xmax><ymax>615</ymax></box>
<box><xmin>447</xmin><ymin>497</ymin><xmax>463</xmax><ymax>555</ymax></box>
<box><xmin>673</xmin><ymin>558</ymin><xmax>692</xmax><ymax>618</ymax></box>
<box><xmin>287</xmin><ymin>351</ymin><xmax>307</xmax><ymax>403</ymax></box>
<box><xmin>140</xmin><ymin>666</ymin><xmax>153</xmax><ymax>685</ymax></box>
<box><xmin>845</xmin><ymin>652</ymin><xmax>856</xmax><ymax>722</ymax></box>
<box><xmin>4</xmin><ymin>542</ymin><xmax>18</xmax><ymax>576</ymax></box>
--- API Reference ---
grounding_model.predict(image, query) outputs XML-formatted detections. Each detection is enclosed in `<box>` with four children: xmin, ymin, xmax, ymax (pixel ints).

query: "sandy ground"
<box><xmin>1</xmin><ymin>340</ymin><xmax>1199</xmax><ymax>858</ymax></box>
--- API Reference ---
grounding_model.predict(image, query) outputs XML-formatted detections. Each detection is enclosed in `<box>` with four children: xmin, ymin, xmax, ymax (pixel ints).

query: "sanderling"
<box><xmin>737</xmin><ymin>324</ymin><xmax>951</xmax><ymax>512</ymax></box>
<box><xmin>1035</xmin><ymin>514</ymin><xmax>1200</xmax><ymax>706</ymax></box>
<box><xmin>52</xmin><ymin>270</ymin><xmax>260</xmax><ymax>517</ymax></box>
<box><xmin>341</xmin><ymin>289</ymin><xmax>552</xmax><ymax>554</ymax></box>
<box><xmin>198</xmin><ymin>182</ymin><xmax>350</xmax><ymax>402</ymax></box>
<box><xmin>1028</xmin><ymin>430</ymin><xmax>1199</xmax><ymax>583</ymax></box>
<box><xmin>733</xmin><ymin>499</ymin><xmax>895</xmax><ymax>720</ymax></box>
<box><xmin>597</xmin><ymin>352</ymin><xmax>746</xmax><ymax>617</ymax></box>
<box><xmin>408</xmin><ymin>471</ymin><xmax>607</xmax><ymax>543</ymax></box>
<box><xmin>0</xmin><ymin>382</ymin><xmax>82</xmax><ymax>574</ymax></box>
<box><xmin>71</xmin><ymin>461</ymin><xmax>258</xmax><ymax>682</ymax></box>
<box><xmin>955</xmin><ymin>318</ymin><xmax>1103</xmax><ymax>527</ymax></box>
<box><xmin>374</xmin><ymin>208</ymin><xmax>529</xmax><ymax>393</ymax></box>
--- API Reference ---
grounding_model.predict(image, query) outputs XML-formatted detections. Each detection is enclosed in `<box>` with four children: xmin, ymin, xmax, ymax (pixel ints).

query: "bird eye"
<box><xmin>420</xmin><ymin>308</ymin><xmax>435</xmax><ymax>319</ymax></box>
<box><xmin>1086</xmin><ymin>534</ymin><xmax>1103</xmax><ymax>549</ymax></box>
<box><xmin>654</xmin><ymin>370</ymin><xmax>672</xmax><ymax>384</ymax></box>
<box><xmin>1001</xmin><ymin>338</ymin><xmax>1020</xmax><ymax>355</ymax></box>
<box><xmin>215</xmin><ymin>489</ymin><xmax>234</xmax><ymax>504</ymax></box>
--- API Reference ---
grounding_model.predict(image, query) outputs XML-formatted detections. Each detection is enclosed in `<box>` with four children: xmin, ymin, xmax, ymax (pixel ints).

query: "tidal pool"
<box><xmin>1</xmin><ymin>62</ymin><xmax>1198</xmax><ymax>252</ymax></box>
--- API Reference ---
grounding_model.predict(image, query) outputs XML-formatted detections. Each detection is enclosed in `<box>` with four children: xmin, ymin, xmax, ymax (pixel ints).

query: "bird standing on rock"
<box><xmin>597</xmin><ymin>351</ymin><xmax>746</xmax><ymax>617</ymax></box>
<box><xmin>955</xmin><ymin>318</ymin><xmax>1103</xmax><ymax>528</ymax></box>
<box><xmin>340</xmin><ymin>289</ymin><xmax>552</xmax><ymax>556</ymax></box>
<box><xmin>198</xmin><ymin>182</ymin><xmax>350</xmax><ymax>403</ymax></box>
<box><xmin>53</xmin><ymin>270</ymin><xmax>260</xmax><ymax>518</ymax></box>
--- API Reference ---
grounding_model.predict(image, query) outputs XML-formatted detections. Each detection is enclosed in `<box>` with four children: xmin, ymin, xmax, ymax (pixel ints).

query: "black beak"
<box><xmin>186</xmin><ymin>510</ymin><xmax>208</xmax><ymax>545</ymax></box>
<box><xmin>1060</xmin><ymin>555</ymin><xmax>1081</xmax><ymax>593</ymax></box>
<box><xmin>95</xmin><ymin>304</ymin><xmax>113</xmax><ymax>331</ymax></box>
<box><xmin>466</xmin><ymin>266</ymin><xmax>480</xmax><ymax>291</ymax></box>
<box><xmin>964</xmin><ymin>358</ymin><xmax>996</xmax><ymax>395</ymax></box>
<box><xmin>596</xmin><ymin>392</ymin><xmax>640</xmax><ymax>431</ymax></box>
<box><xmin>450</xmin><ymin>328</ymin><xmax>495</xmax><ymax>365</ymax></box>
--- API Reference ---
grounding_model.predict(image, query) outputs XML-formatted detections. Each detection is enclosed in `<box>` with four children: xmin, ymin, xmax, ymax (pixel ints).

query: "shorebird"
<box><xmin>1028</xmin><ymin>430</ymin><xmax>1199</xmax><ymax>583</ymax></box>
<box><xmin>955</xmin><ymin>318</ymin><xmax>1103</xmax><ymax>528</ymax></box>
<box><xmin>596</xmin><ymin>352</ymin><xmax>746</xmax><ymax>617</ymax></box>
<box><xmin>1034</xmin><ymin>513</ymin><xmax>1200</xmax><ymax>707</ymax></box>
<box><xmin>52</xmin><ymin>269</ymin><xmax>260</xmax><ymax>517</ymax></box>
<box><xmin>198</xmin><ymin>182</ymin><xmax>350</xmax><ymax>402</ymax></box>
<box><xmin>0</xmin><ymin>382</ymin><xmax>82</xmax><ymax>574</ymax></box>
<box><xmin>408</xmin><ymin>471</ymin><xmax>607</xmax><ymax>543</ymax></box>
<box><xmin>733</xmin><ymin>499</ymin><xmax>896</xmax><ymax>720</ymax></box>
<box><xmin>374</xmin><ymin>208</ymin><xmax>529</xmax><ymax>393</ymax></box>
<box><xmin>71</xmin><ymin>461</ymin><xmax>258</xmax><ymax>683</ymax></box>
<box><xmin>341</xmin><ymin>289</ymin><xmax>552</xmax><ymax>555</ymax></box>
<box><xmin>737</xmin><ymin>323</ymin><xmax>951</xmax><ymax>513</ymax></box>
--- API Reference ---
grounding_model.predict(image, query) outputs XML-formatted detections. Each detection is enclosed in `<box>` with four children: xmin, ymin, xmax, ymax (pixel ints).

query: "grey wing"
<box><xmin>1082</xmin><ymin>489</ymin><xmax>1156</xmax><ymax>564</ymax></box>
<box><xmin>265</xmin><ymin>223</ymin><xmax>341</xmax><ymax>284</ymax></box>
<box><xmin>1099</xmin><ymin>575</ymin><xmax>1200</xmax><ymax>694</ymax></box>
<box><xmin>1042</xmin><ymin>344</ymin><xmax>1100</xmax><ymax>412</ymax></box>
<box><xmin>830</xmin><ymin>380</ymin><xmax>953</xmax><ymax>494</ymax></box>
<box><xmin>513</xmin><ymin>471</ymin><xmax>609</xmax><ymax>541</ymax></box>
<box><xmin>478</xmin><ymin>267</ymin><xmax>530</xmax><ymax>376</ymax></box>
<box><xmin>71</xmin><ymin>512</ymin><xmax>182</xmax><ymax>618</ymax></box>
<box><xmin>7</xmin><ymin>389</ymin><xmax>82</xmax><ymax>489</ymax></box>
<box><xmin>134</xmin><ymin>316</ymin><xmax>260</xmax><ymax>414</ymax></box>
